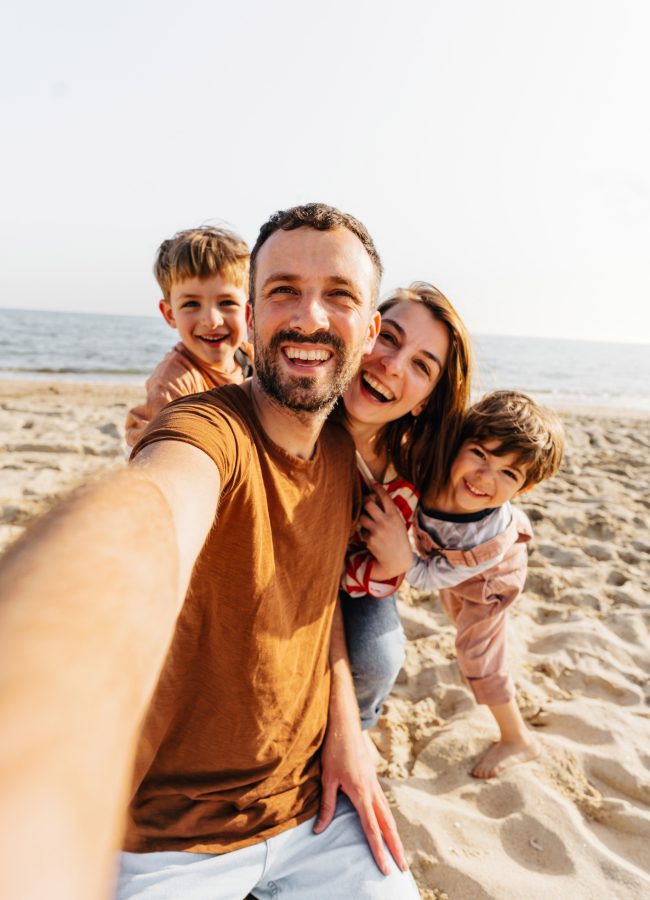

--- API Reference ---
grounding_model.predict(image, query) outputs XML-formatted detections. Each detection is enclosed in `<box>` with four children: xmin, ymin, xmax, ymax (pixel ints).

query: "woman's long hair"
<box><xmin>375</xmin><ymin>282</ymin><xmax>473</xmax><ymax>495</ymax></box>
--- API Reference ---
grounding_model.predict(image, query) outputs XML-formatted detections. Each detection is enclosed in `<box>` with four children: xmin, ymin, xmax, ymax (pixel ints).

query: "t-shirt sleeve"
<box><xmin>130</xmin><ymin>394</ymin><xmax>245</xmax><ymax>491</ymax></box>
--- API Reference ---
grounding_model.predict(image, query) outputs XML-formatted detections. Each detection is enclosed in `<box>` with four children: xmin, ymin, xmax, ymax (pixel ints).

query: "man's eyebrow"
<box><xmin>261</xmin><ymin>273</ymin><xmax>300</xmax><ymax>288</ymax></box>
<box><xmin>382</xmin><ymin>317</ymin><xmax>444</xmax><ymax>371</ymax></box>
<box><xmin>260</xmin><ymin>273</ymin><xmax>361</xmax><ymax>288</ymax></box>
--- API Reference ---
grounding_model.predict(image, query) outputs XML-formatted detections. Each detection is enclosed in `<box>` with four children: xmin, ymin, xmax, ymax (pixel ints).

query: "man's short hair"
<box><xmin>459</xmin><ymin>390</ymin><xmax>565</xmax><ymax>488</ymax></box>
<box><xmin>154</xmin><ymin>226</ymin><xmax>250</xmax><ymax>302</ymax></box>
<box><xmin>249</xmin><ymin>203</ymin><xmax>383</xmax><ymax>305</ymax></box>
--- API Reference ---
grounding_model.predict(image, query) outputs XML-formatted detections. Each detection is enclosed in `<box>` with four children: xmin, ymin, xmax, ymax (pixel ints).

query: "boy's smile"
<box><xmin>160</xmin><ymin>275</ymin><xmax>248</xmax><ymax>371</ymax></box>
<box><xmin>435</xmin><ymin>439</ymin><xmax>529</xmax><ymax>513</ymax></box>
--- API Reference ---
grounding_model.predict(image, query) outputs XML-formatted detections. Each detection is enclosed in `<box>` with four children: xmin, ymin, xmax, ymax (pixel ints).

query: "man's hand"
<box><xmin>314</xmin><ymin>598</ymin><xmax>408</xmax><ymax>875</ymax></box>
<box><xmin>314</xmin><ymin>718</ymin><xmax>408</xmax><ymax>875</ymax></box>
<box><xmin>359</xmin><ymin>481</ymin><xmax>413</xmax><ymax>580</ymax></box>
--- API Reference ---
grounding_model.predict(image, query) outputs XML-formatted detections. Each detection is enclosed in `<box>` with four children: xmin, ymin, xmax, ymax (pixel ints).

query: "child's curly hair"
<box><xmin>458</xmin><ymin>390</ymin><xmax>565</xmax><ymax>488</ymax></box>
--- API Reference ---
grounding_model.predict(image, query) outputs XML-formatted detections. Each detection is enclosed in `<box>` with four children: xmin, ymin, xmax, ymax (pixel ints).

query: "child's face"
<box><xmin>444</xmin><ymin>439</ymin><xmax>529</xmax><ymax>513</ymax></box>
<box><xmin>160</xmin><ymin>275</ymin><xmax>248</xmax><ymax>370</ymax></box>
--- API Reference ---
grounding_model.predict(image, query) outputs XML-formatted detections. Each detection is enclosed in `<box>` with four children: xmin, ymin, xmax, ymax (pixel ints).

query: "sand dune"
<box><xmin>1</xmin><ymin>380</ymin><xmax>649</xmax><ymax>898</ymax></box>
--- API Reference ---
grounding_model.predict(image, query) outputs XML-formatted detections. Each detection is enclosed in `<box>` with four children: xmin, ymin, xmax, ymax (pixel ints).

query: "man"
<box><xmin>0</xmin><ymin>204</ymin><xmax>420</xmax><ymax>899</ymax></box>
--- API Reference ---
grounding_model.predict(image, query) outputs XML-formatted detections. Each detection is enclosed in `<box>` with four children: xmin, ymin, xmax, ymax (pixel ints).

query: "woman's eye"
<box><xmin>503</xmin><ymin>470</ymin><xmax>519</xmax><ymax>481</ymax></box>
<box><xmin>414</xmin><ymin>359</ymin><xmax>430</xmax><ymax>376</ymax></box>
<box><xmin>470</xmin><ymin>447</ymin><xmax>485</xmax><ymax>459</ymax></box>
<box><xmin>379</xmin><ymin>330</ymin><xmax>397</xmax><ymax>345</ymax></box>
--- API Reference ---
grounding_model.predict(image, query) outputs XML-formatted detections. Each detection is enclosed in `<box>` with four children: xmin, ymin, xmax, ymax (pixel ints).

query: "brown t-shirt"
<box><xmin>125</xmin><ymin>383</ymin><xmax>356</xmax><ymax>853</ymax></box>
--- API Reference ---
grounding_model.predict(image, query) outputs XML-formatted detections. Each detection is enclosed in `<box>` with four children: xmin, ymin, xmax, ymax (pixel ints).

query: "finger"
<box><xmin>313</xmin><ymin>781</ymin><xmax>339</xmax><ymax>834</ymax></box>
<box><xmin>373</xmin><ymin>794</ymin><xmax>408</xmax><ymax>872</ymax></box>
<box><xmin>369</xmin><ymin>481</ymin><xmax>391</xmax><ymax>511</ymax></box>
<box><xmin>359</xmin><ymin>514</ymin><xmax>377</xmax><ymax>532</ymax></box>
<box><xmin>356</xmin><ymin>804</ymin><xmax>391</xmax><ymax>876</ymax></box>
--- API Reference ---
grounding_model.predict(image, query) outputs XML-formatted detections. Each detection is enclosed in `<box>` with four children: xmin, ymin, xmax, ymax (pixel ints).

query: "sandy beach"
<box><xmin>1</xmin><ymin>379</ymin><xmax>649</xmax><ymax>899</ymax></box>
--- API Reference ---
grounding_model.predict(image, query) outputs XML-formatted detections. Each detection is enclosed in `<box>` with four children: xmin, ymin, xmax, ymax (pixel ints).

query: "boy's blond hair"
<box><xmin>154</xmin><ymin>226</ymin><xmax>250</xmax><ymax>302</ymax></box>
<box><xmin>459</xmin><ymin>390</ymin><xmax>564</xmax><ymax>488</ymax></box>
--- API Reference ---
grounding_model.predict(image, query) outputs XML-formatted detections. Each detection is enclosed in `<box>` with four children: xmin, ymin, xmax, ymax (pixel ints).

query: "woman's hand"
<box><xmin>359</xmin><ymin>482</ymin><xmax>413</xmax><ymax>580</ymax></box>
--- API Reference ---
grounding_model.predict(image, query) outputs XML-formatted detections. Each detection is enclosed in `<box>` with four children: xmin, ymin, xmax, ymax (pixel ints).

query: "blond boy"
<box><xmin>125</xmin><ymin>226</ymin><xmax>253</xmax><ymax>447</ymax></box>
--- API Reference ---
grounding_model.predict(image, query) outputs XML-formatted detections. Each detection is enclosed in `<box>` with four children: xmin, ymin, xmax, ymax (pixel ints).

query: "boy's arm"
<box><xmin>0</xmin><ymin>440</ymin><xmax>220</xmax><ymax>900</ymax></box>
<box><xmin>406</xmin><ymin>547</ymin><xmax>506</xmax><ymax>592</ymax></box>
<box><xmin>125</xmin><ymin>371</ymin><xmax>196</xmax><ymax>447</ymax></box>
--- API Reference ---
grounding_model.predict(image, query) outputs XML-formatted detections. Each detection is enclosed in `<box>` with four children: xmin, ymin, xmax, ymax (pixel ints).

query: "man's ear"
<box><xmin>159</xmin><ymin>300</ymin><xmax>176</xmax><ymax>329</ymax></box>
<box><xmin>362</xmin><ymin>311</ymin><xmax>381</xmax><ymax>355</ymax></box>
<box><xmin>245</xmin><ymin>302</ymin><xmax>254</xmax><ymax>340</ymax></box>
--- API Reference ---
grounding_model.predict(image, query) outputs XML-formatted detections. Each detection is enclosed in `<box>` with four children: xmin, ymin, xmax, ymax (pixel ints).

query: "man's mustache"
<box><xmin>267</xmin><ymin>330</ymin><xmax>345</xmax><ymax>352</ymax></box>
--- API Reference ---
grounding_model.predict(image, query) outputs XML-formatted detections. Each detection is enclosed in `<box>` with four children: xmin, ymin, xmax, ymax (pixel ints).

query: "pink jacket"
<box><xmin>413</xmin><ymin>506</ymin><xmax>533</xmax><ymax>707</ymax></box>
<box><xmin>125</xmin><ymin>342</ymin><xmax>253</xmax><ymax>447</ymax></box>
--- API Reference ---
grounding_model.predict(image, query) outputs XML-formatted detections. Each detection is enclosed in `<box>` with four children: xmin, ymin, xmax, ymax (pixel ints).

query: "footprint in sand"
<box><xmin>582</xmin><ymin>517</ymin><xmax>616</xmax><ymax>542</ymax></box>
<box><xmin>607</xmin><ymin>569</ymin><xmax>629</xmax><ymax>586</ymax></box>
<box><xmin>536</xmin><ymin>543</ymin><xmax>589</xmax><ymax>567</ymax></box>
<box><xmin>586</xmin><ymin>755</ymin><xmax>650</xmax><ymax>805</ymax></box>
<box><xmin>476</xmin><ymin>782</ymin><xmax>525</xmax><ymax>819</ymax></box>
<box><xmin>543</xmin><ymin>712</ymin><xmax>612</xmax><ymax>746</ymax></box>
<box><xmin>500</xmin><ymin>813</ymin><xmax>574</xmax><ymax>875</ymax></box>
<box><xmin>583</xmin><ymin>542</ymin><xmax>616</xmax><ymax>562</ymax></box>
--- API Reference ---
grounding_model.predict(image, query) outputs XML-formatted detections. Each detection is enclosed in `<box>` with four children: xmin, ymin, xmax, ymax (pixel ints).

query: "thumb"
<box><xmin>313</xmin><ymin>782</ymin><xmax>339</xmax><ymax>834</ymax></box>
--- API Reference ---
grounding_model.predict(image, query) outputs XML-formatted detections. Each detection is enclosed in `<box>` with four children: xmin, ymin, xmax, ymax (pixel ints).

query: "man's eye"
<box><xmin>269</xmin><ymin>286</ymin><xmax>297</xmax><ymax>296</ymax></box>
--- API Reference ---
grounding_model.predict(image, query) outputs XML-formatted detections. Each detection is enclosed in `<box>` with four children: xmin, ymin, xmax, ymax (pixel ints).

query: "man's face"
<box><xmin>247</xmin><ymin>226</ymin><xmax>379</xmax><ymax>414</ymax></box>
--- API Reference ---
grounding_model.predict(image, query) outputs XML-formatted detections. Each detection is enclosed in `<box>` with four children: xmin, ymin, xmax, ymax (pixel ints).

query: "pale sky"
<box><xmin>2</xmin><ymin>0</ymin><xmax>649</xmax><ymax>344</ymax></box>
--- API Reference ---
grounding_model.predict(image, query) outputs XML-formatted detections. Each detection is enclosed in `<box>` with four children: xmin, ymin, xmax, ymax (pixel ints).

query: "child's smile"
<box><xmin>433</xmin><ymin>439</ymin><xmax>528</xmax><ymax>513</ymax></box>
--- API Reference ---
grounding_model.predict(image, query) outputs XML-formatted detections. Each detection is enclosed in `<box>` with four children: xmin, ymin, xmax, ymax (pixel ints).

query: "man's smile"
<box><xmin>283</xmin><ymin>346</ymin><xmax>333</xmax><ymax>366</ymax></box>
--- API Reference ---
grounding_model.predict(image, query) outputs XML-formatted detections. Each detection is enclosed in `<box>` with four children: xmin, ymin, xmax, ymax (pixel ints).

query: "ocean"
<box><xmin>0</xmin><ymin>307</ymin><xmax>648</xmax><ymax>412</ymax></box>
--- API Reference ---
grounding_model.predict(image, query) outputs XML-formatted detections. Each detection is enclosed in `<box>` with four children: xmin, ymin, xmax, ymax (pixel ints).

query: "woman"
<box><xmin>338</xmin><ymin>282</ymin><xmax>473</xmax><ymax>728</ymax></box>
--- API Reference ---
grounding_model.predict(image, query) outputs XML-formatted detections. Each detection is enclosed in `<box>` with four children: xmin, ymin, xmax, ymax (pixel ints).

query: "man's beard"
<box><xmin>254</xmin><ymin>329</ymin><xmax>362</xmax><ymax>414</ymax></box>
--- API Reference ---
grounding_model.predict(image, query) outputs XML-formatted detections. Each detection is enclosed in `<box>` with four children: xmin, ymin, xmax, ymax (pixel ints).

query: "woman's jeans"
<box><xmin>340</xmin><ymin>590</ymin><xmax>406</xmax><ymax>729</ymax></box>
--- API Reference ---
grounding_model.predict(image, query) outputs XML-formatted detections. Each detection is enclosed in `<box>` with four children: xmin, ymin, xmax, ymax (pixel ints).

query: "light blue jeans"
<box><xmin>340</xmin><ymin>591</ymin><xmax>406</xmax><ymax>729</ymax></box>
<box><xmin>116</xmin><ymin>795</ymin><xmax>419</xmax><ymax>899</ymax></box>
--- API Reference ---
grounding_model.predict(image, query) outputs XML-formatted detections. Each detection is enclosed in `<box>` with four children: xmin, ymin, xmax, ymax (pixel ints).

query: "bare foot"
<box><xmin>471</xmin><ymin>736</ymin><xmax>540</xmax><ymax>778</ymax></box>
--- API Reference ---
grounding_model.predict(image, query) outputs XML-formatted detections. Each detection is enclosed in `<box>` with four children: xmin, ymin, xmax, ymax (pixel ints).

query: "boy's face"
<box><xmin>160</xmin><ymin>274</ymin><xmax>248</xmax><ymax>370</ymax></box>
<box><xmin>445</xmin><ymin>439</ymin><xmax>529</xmax><ymax>513</ymax></box>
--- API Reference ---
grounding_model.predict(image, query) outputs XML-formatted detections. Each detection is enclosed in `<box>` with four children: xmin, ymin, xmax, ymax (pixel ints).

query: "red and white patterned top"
<box><xmin>341</xmin><ymin>462</ymin><xmax>419</xmax><ymax>598</ymax></box>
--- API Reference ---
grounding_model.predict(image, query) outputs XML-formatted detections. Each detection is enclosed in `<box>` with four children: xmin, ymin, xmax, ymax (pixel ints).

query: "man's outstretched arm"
<box><xmin>0</xmin><ymin>441</ymin><xmax>219</xmax><ymax>900</ymax></box>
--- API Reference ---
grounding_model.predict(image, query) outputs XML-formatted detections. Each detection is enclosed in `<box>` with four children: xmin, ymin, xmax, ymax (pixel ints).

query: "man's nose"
<box><xmin>290</xmin><ymin>294</ymin><xmax>330</xmax><ymax>333</ymax></box>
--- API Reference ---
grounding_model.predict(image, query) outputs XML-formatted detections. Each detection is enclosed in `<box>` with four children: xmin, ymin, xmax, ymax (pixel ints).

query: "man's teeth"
<box><xmin>465</xmin><ymin>480</ymin><xmax>488</xmax><ymax>497</ymax></box>
<box><xmin>285</xmin><ymin>347</ymin><xmax>331</xmax><ymax>361</ymax></box>
<box><xmin>363</xmin><ymin>373</ymin><xmax>394</xmax><ymax>401</ymax></box>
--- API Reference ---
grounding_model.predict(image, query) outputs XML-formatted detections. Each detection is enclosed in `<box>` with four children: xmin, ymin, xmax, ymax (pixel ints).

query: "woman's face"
<box><xmin>343</xmin><ymin>300</ymin><xmax>450</xmax><ymax>428</ymax></box>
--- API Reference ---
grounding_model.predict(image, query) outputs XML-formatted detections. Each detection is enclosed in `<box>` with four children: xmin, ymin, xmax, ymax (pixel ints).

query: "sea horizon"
<box><xmin>1</xmin><ymin>307</ymin><xmax>649</xmax><ymax>412</ymax></box>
